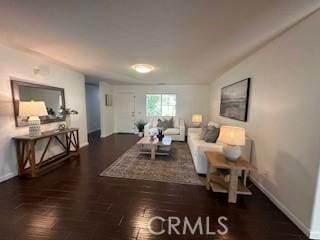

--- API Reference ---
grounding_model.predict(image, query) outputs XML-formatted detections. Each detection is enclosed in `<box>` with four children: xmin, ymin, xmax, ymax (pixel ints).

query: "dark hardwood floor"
<box><xmin>0</xmin><ymin>133</ymin><xmax>307</xmax><ymax>240</ymax></box>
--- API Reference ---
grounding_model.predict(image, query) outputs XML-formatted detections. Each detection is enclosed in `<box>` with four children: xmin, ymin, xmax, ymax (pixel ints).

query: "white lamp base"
<box><xmin>28</xmin><ymin>116</ymin><xmax>42</xmax><ymax>137</ymax></box>
<box><xmin>223</xmin><ymin>145</ymin><xmax>241</xmax><ymax>161</ymax></box>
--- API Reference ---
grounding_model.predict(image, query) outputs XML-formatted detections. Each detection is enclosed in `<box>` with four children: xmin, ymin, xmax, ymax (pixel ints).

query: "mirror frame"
<box><xmin>11</xmin><ymin>79</ymin><xmax>66</xmax><ymax>127</ymax></box>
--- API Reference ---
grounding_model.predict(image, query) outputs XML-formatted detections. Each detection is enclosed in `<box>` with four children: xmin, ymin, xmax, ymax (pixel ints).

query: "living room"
<box><xmin>0</xmin><ymin>1</ymin><xmax>320</xmax><ymax>239</ymax></box>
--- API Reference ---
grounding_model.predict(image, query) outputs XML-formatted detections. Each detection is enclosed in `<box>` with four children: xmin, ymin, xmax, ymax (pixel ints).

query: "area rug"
<box><xmin>100</xmin><ymin>142</ymin><xmax>204</xmax><ymax>186</ymax></box>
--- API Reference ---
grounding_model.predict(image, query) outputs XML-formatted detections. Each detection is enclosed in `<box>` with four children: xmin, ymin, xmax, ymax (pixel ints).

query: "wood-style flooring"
<box><xmin>0</xmin><ymin>132</ymin><xmax>308</xmax><ymax>240</ymax></box>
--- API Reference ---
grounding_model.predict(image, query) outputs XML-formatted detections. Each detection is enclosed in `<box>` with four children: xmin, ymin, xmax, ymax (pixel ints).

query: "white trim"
<box><xmin>310</xmin><ymin>231</ymin><xmax>320</xmax><ymax>239</ymax></box>
<box><xmin>0</xmin><ymin>171</ymin><xmax>18</xmax><ymax>183</ymax></box>
<box><xmin>249</xmin><ymin>176</ymin><xmax>311</xmax><ymax>238</ymax></box>
<box><xmin>88</xmin><ymin>128</ymin><xmax>101</xmax><ymax>133</ymax></box>
<box><xmin>80</xmin><ymin>142</ymin><xmax>89</xmax><ymax>148</ymax></box>
<box><xmin>100</xmin><ymin>133</ymin><xmax>113</xmax><ymax>138</ymax></box>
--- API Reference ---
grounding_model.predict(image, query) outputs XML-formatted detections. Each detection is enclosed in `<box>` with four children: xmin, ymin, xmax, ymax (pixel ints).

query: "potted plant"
<box><xmin>135</xmin><ymin>120</ymin><xmax>146</xmax><ymax>137</ymax></box>
<box><xmin>60</xmin><ymin>106</ymin><xmax>78</xmax><ymax>128</ymax></box>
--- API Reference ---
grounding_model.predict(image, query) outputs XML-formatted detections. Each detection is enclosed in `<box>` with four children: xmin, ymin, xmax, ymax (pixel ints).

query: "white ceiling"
<box><xmin>0</xmin><ymin>0</ymin><xmax>319</xmax><ymax>85</ymax></box>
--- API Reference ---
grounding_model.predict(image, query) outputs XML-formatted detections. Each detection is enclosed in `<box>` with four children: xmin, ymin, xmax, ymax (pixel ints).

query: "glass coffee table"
<box><xmin>137</xmin><ymin>136</ymin><xmax>172</xmax><ymax>160</ymax></box>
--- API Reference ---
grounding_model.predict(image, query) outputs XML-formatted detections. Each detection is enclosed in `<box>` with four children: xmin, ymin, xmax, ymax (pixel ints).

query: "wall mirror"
<box><xmin>11</xmin><ymin>79</ymin><xmax>66</xmax><ymax>127</ymax></box>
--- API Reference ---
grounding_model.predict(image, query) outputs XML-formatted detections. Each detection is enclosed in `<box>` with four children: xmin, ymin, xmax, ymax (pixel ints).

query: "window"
<box><xmin>146</xmin><ymin>94</ymin><xmax>176</xmax><ymax>117</ymax></box>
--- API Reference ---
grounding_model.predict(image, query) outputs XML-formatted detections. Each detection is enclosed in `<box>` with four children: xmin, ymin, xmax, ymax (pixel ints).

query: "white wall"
<box><xmin>311</xmin><ymin>168</ymin><xmax>320</xmax><ymax>239</ymax></box>
<box><xmin>0</xmin><ymin>44</ymin><xmax>88</xmax><ymax>182</ymax></box>
<box><xmin>85</xmin><ymin>84</ymin><xmax>101</xmax><ymax>133</ymax></box>
<box><xmin>99</xmin><ymin>81</ymin><xmax>114</xmax><ymax>138</ymax></box>
<box><xmin>208</xmin><ymin>11</ymin><xmax>320</xmax><ymax>238</ymax></box>
<box><xmin>113</xmin><ymin>84</ymin><xmax>209</xmax><ymax>131</ymax></box>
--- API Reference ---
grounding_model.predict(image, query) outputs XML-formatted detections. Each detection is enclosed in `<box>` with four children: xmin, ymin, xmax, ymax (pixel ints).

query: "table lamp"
<box><xmin>192</xmin><ymin>114</ymin><xmax>203</xmax><ymax>127</ymax></box>
<box><xmin>218</xmin><ymin>126</ymin><xmax>245</xmax><ymax>161</ymax></box>
<box><xmin>19</xmin><ymin>101</ymin><xmax>48</xmax><ymax>137</ymax></box>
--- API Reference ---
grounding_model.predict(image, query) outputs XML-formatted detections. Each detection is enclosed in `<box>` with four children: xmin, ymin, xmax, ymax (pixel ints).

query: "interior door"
<box><xmin>115</xmin><ymin>92</ymin><xmax>135</xmax><ymax>133</ymax></box>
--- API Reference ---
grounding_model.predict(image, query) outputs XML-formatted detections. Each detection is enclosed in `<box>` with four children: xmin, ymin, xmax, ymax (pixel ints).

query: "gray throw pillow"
<box><xmin>200</xmin><ymin>125</ymin><xmax>215</xmax><ymax>140</ymax></box>
<box><xmin>157</xmin><ymin>118</ymin><xmax>173</xmax><ymax>129</ymax></box>
<box><xmin>167</xmin><ymin>117</ymin><xmax>174</xmax><ymax>128</ymax></box>
<box><xmin>203</xmin><ymin>127</ymin><xmax>220</xmax><ymax>143</ymax></box>
<box><xmin>200</xmin><ymin>126</ymin><xmax>208</xmax><ymax>140</ymax></box>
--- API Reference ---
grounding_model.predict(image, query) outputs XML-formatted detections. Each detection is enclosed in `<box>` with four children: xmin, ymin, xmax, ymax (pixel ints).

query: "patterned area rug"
<box><xmin>100</xmin><ymin>142</ymin><xmax>204</xmax><ymax>186</ymax></box>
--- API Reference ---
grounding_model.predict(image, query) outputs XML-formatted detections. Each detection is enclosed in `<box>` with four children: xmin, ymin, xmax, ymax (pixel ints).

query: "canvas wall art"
<box><xmin>220</xmin><ymin>78</ymin><xmax>250</xmax><ymax>122</ymax></box>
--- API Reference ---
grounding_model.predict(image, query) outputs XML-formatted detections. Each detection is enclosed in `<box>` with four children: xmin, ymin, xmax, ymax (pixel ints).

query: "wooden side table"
<box><xmin>205</xmin><ymin>151</ymin><xmax>255</xmax><ymax>203</ymax></box>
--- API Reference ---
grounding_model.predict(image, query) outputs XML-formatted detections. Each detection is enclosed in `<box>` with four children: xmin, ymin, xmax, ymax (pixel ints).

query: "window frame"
<box><xmin>145</xmin><ymin>93</ymin><xmax>177</xmax><ymax>117</ymax></box>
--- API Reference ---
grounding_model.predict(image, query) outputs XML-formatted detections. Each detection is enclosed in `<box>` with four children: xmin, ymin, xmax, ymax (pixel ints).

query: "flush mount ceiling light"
<box><xmin>132</xmin><ymin>64</ymin><xmax>154</xmax><ymax>73</ymax></box>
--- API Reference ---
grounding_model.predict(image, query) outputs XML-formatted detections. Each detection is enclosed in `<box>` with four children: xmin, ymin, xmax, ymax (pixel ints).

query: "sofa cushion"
<box><xmin>197</xmin><ymin>141</ymin><xmax>223</xmax><ymax>153</ymax></box>
<box><xmin>188</xmin><ymin>132</ymin><xmax>200</xmax><ymax>140</ymax></box>
<box><xmin>164</xmin><ymin>128</ymin><xmax>179</xmax><ymax>135</ymax></box>
<box><xmin>203</xmin><ymin>127</ymin><xmax>220</xmax><ymax>143</ymax></box>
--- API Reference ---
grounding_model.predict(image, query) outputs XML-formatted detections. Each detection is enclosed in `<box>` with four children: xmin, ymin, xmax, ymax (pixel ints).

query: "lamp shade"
<box><xmin>192</xmin><ymin>114</ymin><xmax>203</xmax><ymax>124</ymax></box>
<box><xmin>218</xmin><ymin>126</ymin><xmax>245</xmax><ymax>146</ymax></box>
<box><xmin>19</xmin><ymin>101</ymin><xmax>48</xmax><ymax>117</ymax></box>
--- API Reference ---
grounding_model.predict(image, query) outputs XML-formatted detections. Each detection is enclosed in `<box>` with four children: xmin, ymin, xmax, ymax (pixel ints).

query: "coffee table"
<box><xmin>137</xmin><ymin>136</ymin><xmax>172</xmax><ymax>160</ymax></box>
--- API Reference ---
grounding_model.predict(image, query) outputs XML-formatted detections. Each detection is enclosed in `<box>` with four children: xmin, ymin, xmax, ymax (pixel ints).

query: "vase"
<box><xmin>138</xmin><ymin>132</ymin><xmax>143</xmax><ymax>137</ymax></box>
<box><xmin>65</xmin><ymin>115</ymin><xmax>71</xmax><ymax>129</ymax></box>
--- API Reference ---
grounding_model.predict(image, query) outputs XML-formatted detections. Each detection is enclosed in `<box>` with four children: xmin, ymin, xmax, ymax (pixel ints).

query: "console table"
<box><xmin>13</xmin><ymin>128</ymin><xmax>80</xmax><ymax>177</ymax></box>
<box><xmin>205</xmin><ymin>151</ymin><xmax>255</xmax><ymax>203</ymax></box>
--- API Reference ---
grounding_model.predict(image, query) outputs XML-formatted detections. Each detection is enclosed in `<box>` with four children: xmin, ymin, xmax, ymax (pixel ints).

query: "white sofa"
<box><xmin>188</xmin><ymin>126</ymin><xmax>252</xmax><ymax>174</ymax></box>
<box><xmin>144</xmin><ymin>117</ymin><xmax>185</xmax><ymax>141</ymax></box>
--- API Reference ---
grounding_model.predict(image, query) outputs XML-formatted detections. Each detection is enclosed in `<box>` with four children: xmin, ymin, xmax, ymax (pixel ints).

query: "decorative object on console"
<box><xmin>58</xmin><ymin>124</ymin><xmax>66</xmax><ymax>131</ymax></box>
<box><xmin>135</xmin><ymin>120</ymin><xmax>147</xmax><ymax>137</ymax></box>
<box><xmin>192</xmin><ymin>114</ymin><xmax>203</xmax><ymax>127</ymax></box>
<box><xmin>60</xmin><ymin>107</ymin><xmax>78</xmax><ymax>128</ymax></box>
<box><xmin>19</xmin><ymin>101</ymin><xmax>48</xmax><ymax>137</ymax></box>
<box><xmin>220</xmin><ymin>78</ymin><xmax>250</xmax><ymax>122</ymax></box>
<box><xmin>218</xmin><ymin>126</ymin><xmax>245</xmax><ymax>161</ymax></box>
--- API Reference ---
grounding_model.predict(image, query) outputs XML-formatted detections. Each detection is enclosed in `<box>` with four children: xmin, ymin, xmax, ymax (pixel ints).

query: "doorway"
<box><xmin>85</xmin><ymin>83</ymin><xmax>101</xmax><ymax>141</ymax></box>
<box><xmin>114</xmin><ymin>92</ymin><xmax>135</xmax><ymax>133</ymax></box>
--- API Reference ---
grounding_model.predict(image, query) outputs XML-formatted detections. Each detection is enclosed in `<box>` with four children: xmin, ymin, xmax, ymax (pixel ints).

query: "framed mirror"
<box><xmin>11</xmin><ymin>79</ymin><xmax>66</xmax><ymax>127</ymax></box>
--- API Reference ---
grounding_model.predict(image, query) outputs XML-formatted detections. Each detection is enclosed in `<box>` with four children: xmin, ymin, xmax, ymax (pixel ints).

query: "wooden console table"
<box><xmin>205</xmin><ymin>151</ymin><xmax>255</xmax><ymax>203</ymax></box>
<box><xmin>13</xmin><ymin>128</ymin><xmax>80</xmax><ymax>177</ymax></box>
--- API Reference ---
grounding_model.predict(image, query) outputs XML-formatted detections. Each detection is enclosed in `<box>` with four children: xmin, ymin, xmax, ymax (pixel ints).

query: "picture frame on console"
<box><xmin>220</xmin><ymin>78</ymin><xmax>250</xmax><ymax>122</ymax></box>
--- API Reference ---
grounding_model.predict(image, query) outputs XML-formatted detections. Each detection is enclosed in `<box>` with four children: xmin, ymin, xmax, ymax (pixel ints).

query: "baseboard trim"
<box><xmin>88</xmin><ymin>128</ymin><xmax>101</xmax><ymax>133</ymax></box>
<box><xmin>100</xmin><ymin>133</ymin><xmax>114</xmax><ymax>138</ymax></box>
<box><xmin>249</xmin><ymin>176</ymin><xmax>311</xmax><ymax>238</ymax></box>
<box><xmin>0</xmin><ymin>171</ymin><xmax>18</xmax><ymax>183</ymax></box>
<box><xmin>80</xmin><ymin>142</ymin><xmax>89</xmax><ymax>148</ymax></box>
<box><xmin>310</xmin><ymin>231</ymin><xmax>320</xmax><ymax>239</ymax></box>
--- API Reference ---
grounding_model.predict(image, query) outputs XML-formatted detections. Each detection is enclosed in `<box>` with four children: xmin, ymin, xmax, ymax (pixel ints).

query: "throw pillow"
<box><xmin>167</xmin><ymin>117</ymin><xmax>174</xmax><ymax>128</ymax></box>
<box><xmin>157</xmin><ymin>118</ymin><xmax>173</xmax><ymax>129</ymax></box>
<box><xmin>200</xmin><ymin>126</ymin><xmax>208</xmax><ymax>140</ymax></box>
<box><xmin>203</xmin><ymin>127</ymin><xmax>220</xmax><ymax>143</ymax></box>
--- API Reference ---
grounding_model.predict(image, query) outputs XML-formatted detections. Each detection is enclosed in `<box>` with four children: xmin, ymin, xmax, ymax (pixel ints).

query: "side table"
<box><xmin>205</xmin><ymin>151</ymin><xmax>255</xmax><ymax>203</ymax></box>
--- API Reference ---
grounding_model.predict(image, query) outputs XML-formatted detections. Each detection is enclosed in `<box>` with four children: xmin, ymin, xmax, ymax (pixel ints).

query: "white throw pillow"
<box><xmin>208</xmin><ymin>121</ymin><xmax>220</xmax><ymax>128</ymax></box>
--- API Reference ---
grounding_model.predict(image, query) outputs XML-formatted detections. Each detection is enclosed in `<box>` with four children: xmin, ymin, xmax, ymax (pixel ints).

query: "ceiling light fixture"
<box><xmin>132</xmin><ymin>64</ymin><xmax>154</xmax><ymax>73</ymax></box>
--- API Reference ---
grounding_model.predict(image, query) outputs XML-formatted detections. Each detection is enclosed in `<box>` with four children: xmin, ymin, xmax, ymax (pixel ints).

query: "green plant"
<box><xmin>135</xmin><ymin>120</ymin><xmax>146</xmax><ymax>132</ymax></box>
<box><xmin>60</xmin><ymin>106</ymin><xmax>78</xmax><ymax>116</ymax></box>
